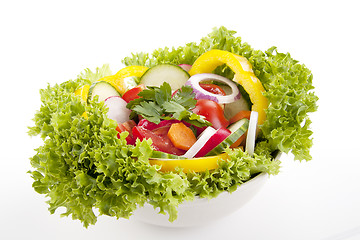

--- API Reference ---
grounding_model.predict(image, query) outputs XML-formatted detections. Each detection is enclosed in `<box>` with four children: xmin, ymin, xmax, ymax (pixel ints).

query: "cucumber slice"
<box><xmin>222</xmin><ymin>85</ymin><xmax>251</xmax><ymax>120</ymax></box>
<box><xmin>205</xmin><ymin>118</ymin><xmax>249</xmax><ymax>156</ymax></box>
<box><xmin>123</xmin><ymin>76</ymin><xmax>140</xmax><ymax>90</ymax></box>
<box><xmin>224</xmin><ymin>97</ymin><xmax>250</xmax><ymax>120</ymax></box>
<box><xmin>88</xmin><ymin>81</ymin><xmax>120</xmax><ymax>102</ymax></box>
<box><xmin>150</xmin><ymin>150</ymin><xmax>186</xmax><ymax>160</ymax></box>
<box><xmin>228</xmin><ymin>117</ymin><xmax>249</xmax><ymax>133</ymax></box>
<box><xmin>140</xmin><ymin>64</ymin><xmax>190</xmax><ymax>90</ymax></box>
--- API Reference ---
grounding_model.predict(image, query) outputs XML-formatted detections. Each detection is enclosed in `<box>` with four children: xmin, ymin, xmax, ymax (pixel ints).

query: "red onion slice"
<box><xmin>185</xmin><ymin>73</ymin><xmax>241</xmax><ymax>104</ymax></box>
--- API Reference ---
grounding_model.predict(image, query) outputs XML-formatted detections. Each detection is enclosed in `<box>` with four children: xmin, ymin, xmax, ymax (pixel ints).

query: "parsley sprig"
<box><xmin>127</xmin><ymin>82</ymin><xmax>211</xmax><ymax>127</ymax></box>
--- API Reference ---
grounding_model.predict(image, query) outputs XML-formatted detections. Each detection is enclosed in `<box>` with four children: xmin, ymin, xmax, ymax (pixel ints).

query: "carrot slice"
<box><xmin>168</xmin><ymin>123</ymin><xmax>197</xmax><ymax>151</ymax></box>
<box><xmin>229</xmin><ymin>110</ymin><xmax>251</xmax><ymax>124</ymax></box>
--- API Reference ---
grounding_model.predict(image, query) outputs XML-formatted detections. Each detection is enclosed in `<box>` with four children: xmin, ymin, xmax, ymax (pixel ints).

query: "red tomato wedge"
<box><xmin>116</xmin><ymin>120</ymin><xmax>136</xmax><ymax>145</ymax></box>
<box><xmin>199</xmin><ymin>83</ymin><xmax>226</xmax><ymax>96</ymax></box>
<box><xmin>192</xmin><ymin>99</ymin><xmax>229</xmax><ymax>129</ymax></box>
<box><xmin>132</xmin><ymin>125</ymin><xmax>186</xmax><ymax>156</ymax></box>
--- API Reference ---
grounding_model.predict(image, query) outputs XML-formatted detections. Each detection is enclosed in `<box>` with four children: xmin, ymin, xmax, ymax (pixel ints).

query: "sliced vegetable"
<box><xmin>150</xmin><ymin>151</ymin><xmax>187</xmax><ymax>159</ymax></box>
<box><xmin>140</xmin><ymin>64</ymin><xmax>190</xmax><ymax>90</ymax></box>
<box><xmin>178</xmin><ymin>64</ymin><xmax>192</xmax><ymax>72</ymax></box>
<box><xmin>229</xmin><ymin>133</ymin><xmax>246</xmax><ymax>149</ymax></box>
<box><xmin>245</xmin><ymin>111</ymin><xmax>258</xmax><ymax>156</ymax></box>
<box><xmin>74</xmin><ymin>84</ymin><xmax>90</xmax><ymax>102</ymax></box>
<box><xmin>206</xmin><ymin>118</ymin><xmax>249</xmax><ymax>156</ymax></box>
<box><xmin>192</xmin><ymin>99</ymin><xmax>229</xmax><ymax>129</ymax></box>
<box><xmin>88</xmin><ymin>81</ymin><xmax>120</xmax><ymax>102</ymax></box>
<box><xmin>189</xmin><ymin>49</ymin><xmax>268</xmax><ymax>126</ymax></box>
<box><xmin>195</xmin><ymin>127</ymin><xmax>231</xmax><ymax>158</ymax></box>
<box><xmin>167</xmin><ymin>123</ymin><xmax>197</xmax><ymax>151</ymax></box>
<box><xmin>200</xmin><ymin>84</ymin><xmax>226</xmax><ymax>96</ymax></box>
<box><xmin>104</xmin><ymin>96</ymin><xmax>131</xmax><ymax>124</ymax></box>
<box><xmin>223</xmin><ymin>90</ymin><xmax>250</xmax><ymax>120</ymax></box>
<box><xmin>100</xmin><ymin>65</ymin><xmax>148</xmax><ymax>95</ymax></box>
<box><xmin>182</xmin><ymin>126</ymin><xmax>216</xmax><ymax>159</ymax></box>
<box><xmin>149</xmin><ymin>152</ymin><xmax>229</xmax><ymax>173</ymax></box>
<box><xmin>74</xmin><ymin>84</ymin><xmax>90</xmax><ymax>119</ymax></box>
<box><xmin>185</xmin><ymin>73</ymin><xmax>240</xmax><ymax>104</ymax></box>
<box><xmin>116</xmin><ymin>120</ymin><xmax>136</xmax><ymax>145</ymax></box>
<box><xmin>229</xmin><ymin>110</ymin><xmax>251</xmax><ymax>124</ymax></box>
<box><xmin>228</xmin><ymin>112</ymin><xmax>251</xmax><ymax>148</ymax></box>
<box><xmin>122</xmin><ymin>84</ymin><xmax>145</xmax><ymax>103</ymax></box>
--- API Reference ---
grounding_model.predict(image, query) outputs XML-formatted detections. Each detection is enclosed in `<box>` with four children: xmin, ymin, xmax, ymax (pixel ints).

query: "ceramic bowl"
<box><xmin>132</xmin><ymin>172</ymin><xmax>269</xmax><ymax>227</ymax></box>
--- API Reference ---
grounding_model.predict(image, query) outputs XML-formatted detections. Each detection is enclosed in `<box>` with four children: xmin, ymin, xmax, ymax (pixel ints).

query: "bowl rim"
<box><xmin>178</xmin><ymin>171</ymin><xmax>269</xmax><ymax>206</ymax></box>
<box><xmin>180</xmin><ymin>150</ymin><xmax>282</xmax><ymax>204</ymax></box>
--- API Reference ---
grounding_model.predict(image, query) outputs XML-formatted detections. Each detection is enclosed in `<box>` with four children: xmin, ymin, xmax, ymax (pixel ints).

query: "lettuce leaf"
<box><xmin>28</xmin><ymin>27</ymin><xmax>317</xmax><ymax>227</ymax></box>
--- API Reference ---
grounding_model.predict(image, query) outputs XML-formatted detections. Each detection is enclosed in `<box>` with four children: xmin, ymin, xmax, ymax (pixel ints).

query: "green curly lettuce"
<box><xmin>28</xmin><ymin>26</ymin><xmax>316</xmax><ymax>227</ymax></box>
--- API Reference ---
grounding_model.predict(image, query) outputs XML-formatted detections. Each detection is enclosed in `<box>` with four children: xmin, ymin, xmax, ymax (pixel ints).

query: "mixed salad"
<box><xmin>28</xmin><ymin>27</ymin><xmax>318</xmax><ymax>227</ymax></box>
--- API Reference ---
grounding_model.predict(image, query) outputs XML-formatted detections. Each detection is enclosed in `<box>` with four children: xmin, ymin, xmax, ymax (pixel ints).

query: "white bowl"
<box><xmin>132</xmin><ymin>172</ymin><xmax>268</xmax><ymax>227</ymax></box>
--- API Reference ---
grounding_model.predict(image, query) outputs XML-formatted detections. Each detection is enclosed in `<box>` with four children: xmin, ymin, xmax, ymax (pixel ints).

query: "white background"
<box><xmin>1</xmin><ymin>0</ymin><xmax>359</xmax><ymax>239</ymax></box>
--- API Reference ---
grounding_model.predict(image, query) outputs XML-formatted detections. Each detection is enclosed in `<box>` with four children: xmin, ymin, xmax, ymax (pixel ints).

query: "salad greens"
<box><xmin>28</xmin><ymin>26</ymin><xmax>317</xmax><ymax>227</ymax></box>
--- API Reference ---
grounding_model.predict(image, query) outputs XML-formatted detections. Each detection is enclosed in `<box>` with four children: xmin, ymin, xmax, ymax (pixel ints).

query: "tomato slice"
<box><xmin>132</xmin><ymin>126</ymin><xmax>186</xmax><ymax>156</ymax></box>
<box><xmin>122</xmin><ymin>84</ymin><xmax>145</xmax><ymax>103</ymax></box>
<box><xmin>192</xmin><ymin>99</ymin><xmax>229</xmax><ymax>129</ymax></box>
<box><xmin>199</xmin><ymin>83</ymin><xmax>226</xmax><ymax>96</ymax></box>
<box><xmin>116</xmin><ymin>120</ymin><xmax>136</xmax><ymax>145</ymax></box>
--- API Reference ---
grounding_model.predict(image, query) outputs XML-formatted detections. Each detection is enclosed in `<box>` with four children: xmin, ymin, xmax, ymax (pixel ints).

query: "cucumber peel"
<box><xmin>140</xmin><ymin>64</ymin><xmax>190</xmax><ymax>90</ymax></box>
<box><xmin>206</xmin><ymin>118</ymin><xmax>249</xmax><ymax>156</ymax></box>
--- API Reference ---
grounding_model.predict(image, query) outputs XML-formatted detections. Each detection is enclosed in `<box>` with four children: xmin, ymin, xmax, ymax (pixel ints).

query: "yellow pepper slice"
<box><xmin>74</xmin><ymin>85</ymin><xmax>90</xmax><ymax>119</ymax></box>
<box><xmin>74</xmin><ymin>84</ymin><xmax>90</xmax><ymax>102</ymax></box>
<box><xmin>149</xmin><ymin>153</ymin><xmax>229</xmax><ymax>173</ymax></box>
<box><xmin>189</xmin><ymin>49</ymin><xmax>268</xmax><ymax>126</ymax></box>
<box><xmin>101</xmin><ymin>66</ymin><xmax>149</xmax><ymax>95</ymax></box>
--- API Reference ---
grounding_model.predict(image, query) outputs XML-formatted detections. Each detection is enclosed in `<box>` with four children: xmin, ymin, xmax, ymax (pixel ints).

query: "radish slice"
<box><xmin>104</xmin><ymin>96</ymin><xmax>131</xmax><ymax>124</ymax></box>
<box><xmin>245</xmin><ymin>111</ymin><xmax>258</xmax><ymax>156</ymax></box>
<box><xmin>195</xmin><ymin>128</ymin><xmax>231</xmax><ymax>158</ymax></box>
<box><xmin>183</xmin><ymin>127</ymin><xmax>216</xmax><ymax>159</ymax></box>
<box><xmin>178</xmin><ymin>64</ymin><xmax>192</xmax><ymax>72</ymax></box>
<box><xmin>185</xmin><ymin>73</ymin><xmax>241</xmax><ymax>104</ymax></box>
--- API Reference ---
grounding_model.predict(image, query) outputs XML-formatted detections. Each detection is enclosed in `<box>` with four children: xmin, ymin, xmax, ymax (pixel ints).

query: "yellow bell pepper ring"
<box><xmin>74</xmin><ymin>84</ymin><xmax>90</xmax><ymax>102</ymax></box>
<box><xmin>189</xmin><ymin>49</ymin><xmax>268</xmax><ymax>126</ymax></box>
<box><xmin>149</xmin><ymin>152</ymin><xmax>229</xmax><ymax>173</ymax></box>
<box><xmin>101</xmin><ymin>65</ymin><xmax>149</xmax><ymax>95</ymax></box>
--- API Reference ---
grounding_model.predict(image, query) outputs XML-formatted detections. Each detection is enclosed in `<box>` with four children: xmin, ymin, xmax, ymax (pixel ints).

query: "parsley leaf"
<box><xmin>171</xmin><ymin>86</ymin><xmax>197</xmax><ymax>108</ymax></box>
<box><xmin>127</xmin><ymin>83</ymin><xmax>211</xmax><ymax>127</ymax></box>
